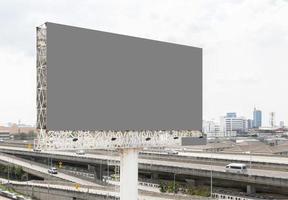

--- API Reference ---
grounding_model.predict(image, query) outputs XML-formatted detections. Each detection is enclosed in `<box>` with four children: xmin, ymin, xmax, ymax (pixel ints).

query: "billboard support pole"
<box><xmin>120</xmin><ymin>148</ymin><xmax>139</xmax><ymax>200</ymax></box>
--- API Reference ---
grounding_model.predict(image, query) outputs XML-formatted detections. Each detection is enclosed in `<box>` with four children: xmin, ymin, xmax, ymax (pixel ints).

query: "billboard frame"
<box><xmin>35</xmin><ymin>22</ymin><xmax>204</xmax><ymax>200</ymax></box>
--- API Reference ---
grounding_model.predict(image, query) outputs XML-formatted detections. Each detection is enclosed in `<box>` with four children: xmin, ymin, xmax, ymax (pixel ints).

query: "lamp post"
<box><xmin>210</xmin><ymin>164</ymin><xmax>213</xmax><ymax>197</ymax></box>
<box><xmin>173</xmin><ymin>173</ymin><xmax>176</xmax><ymax>199</ymax></box>
<box><xmin>246</xmin><ymin>151</ymin><xmax>252</xmax><ymax>169</ymax></box>
<box><xmin>210</xmin><ymin>136</ymin><xmax>217</xmax><ymax>197</ymax></box>
<box><xmin>7</xmin><ymin>164</ymin><xmax>10</xmax><ymax>184</ymax></box>
<box><xmin>26</xmin><ymin>174</ymin><xmax>29</xmax><ymax>196</ymax></box>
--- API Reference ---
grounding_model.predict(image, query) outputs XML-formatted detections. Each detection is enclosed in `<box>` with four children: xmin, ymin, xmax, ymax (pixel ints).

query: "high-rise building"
<box><xmin>220</xmin><ymin>113</ymin><xmax>247</xmax><ymax>135</ymax></box>
<box><xmin>203</xmin><ymin>120</ymin><xmax>229</xmax><ymax>137</ymax></box>
<box><xmin>203</xmin><ymin>120</ymin><xmax>217</xmax><ymax>133</ymax></box>
<box><xmin>270</xmin><ymin>112</ymin><xmax>275</xmax><ymax>127</ymax></box>
<box><xmin>253</xmin><ymin>107</ymin><xmax>262</xmax><ymax>128</ymax></box>
<box><xmin>247</xmin><ymin>119</ymin><xmax>253</xmax><ymax>129</ymax></box>
<box><xmin>226</xmin><ymin>112</ymin><xmax>237</xmax><ymax>118</ymax></box>
<box><xmin>280</xmin><ymin>121</ymin><xmax>285</xmax><ymax>128</ymax></box>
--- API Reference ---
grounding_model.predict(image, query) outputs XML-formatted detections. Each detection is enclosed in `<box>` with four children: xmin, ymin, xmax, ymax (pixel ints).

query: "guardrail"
<box><xmin>212</xmin><ymin>193</ymin><xmax>261</xmax><ymax>200</ymax></box>
<box><xmin>2</xmin><ymin>148</ymin><xmax>288</xmax><ymax>188</ymax></box>
<box><xmin>0</xmin><ymin>179</ymin><xmax>32</xmax><ymax>200</ymax></box>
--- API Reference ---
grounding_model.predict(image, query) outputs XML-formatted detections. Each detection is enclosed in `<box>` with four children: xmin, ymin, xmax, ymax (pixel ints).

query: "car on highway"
<box><xmin>48</xmin><ymin>167</ymin><xmax>58</xmax><ymax>174</ymax></box>
<box><xmin>225</xmin><ymin>163</ymin><xmax>247</xmax><ymax>174</ymax></box>
<box><xmin>76</xmin><ymin>149</ymin><xmax>85</xmax><ymax>155</ymax></box>
<box><xmin>166</xmin><ymin>150</ymin><xmax>178</xmax><ymax>155</ymax></box>
<box><xmin>33</xmin><ymin>148</ymin><xmax>41</xmax><ymax>152</ymax></box>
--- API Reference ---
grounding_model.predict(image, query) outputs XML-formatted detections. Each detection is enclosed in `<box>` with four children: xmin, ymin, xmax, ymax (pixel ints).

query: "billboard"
<box><xmin>37</xmin><ymin>22</ymin><xmax>202</xmax><ymax>131</ymax></box>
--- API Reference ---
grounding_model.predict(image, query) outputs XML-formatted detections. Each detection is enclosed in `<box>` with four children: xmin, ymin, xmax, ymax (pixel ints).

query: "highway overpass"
<box><xmin>1</xmin><ymin>146</ymin><xmax>288</xmax><ymax>195</ymax></box>
<box><xmin>0</xmin><ymin>178</ymin><xmax>204</xmax><ymax>200</ymax></box>
<box><xmin>0</xmin><ymin>152</ymin><xmax>100</xmax><ymax>186</ymax></box>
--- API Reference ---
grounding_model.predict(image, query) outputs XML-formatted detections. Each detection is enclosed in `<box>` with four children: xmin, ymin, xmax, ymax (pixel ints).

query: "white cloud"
<box><xmin>0</xmin><ymin>47</ymin><xmax>35</xmax><ymax>125</ymax></box>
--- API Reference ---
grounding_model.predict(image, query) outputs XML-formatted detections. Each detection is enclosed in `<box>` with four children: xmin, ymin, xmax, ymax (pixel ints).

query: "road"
<box><xmin>3</xmin><ymin>145</ymin><xmax>288</xmax><ymax>165</ymax></box>
<box><xmin>0</xmin><ymin>178</ymin><xmax>201</xmax><ymax>200</ymax></box>
<box><xmin>2</xmin><ymin>146</ymin><xmax>288</xmax><ymax>180</ymax></box>
<box><xmin>179</xmin><ymin>151</ymin><xmax>288</xmax><ymax>165</ymax></box>
<box><xmin>140</xmin><ymin>157</ymin><xmax>288</xmax><ymax>179</ymax></box>
<box><xmin>0</xmin><ymin>196</ymin><xmax>10</xmax><ymax>200</ymax></box>
<box><xmin>0</xmin><ymin>153</ymin><xmax>100</xmax><ymax>186</ymax></box>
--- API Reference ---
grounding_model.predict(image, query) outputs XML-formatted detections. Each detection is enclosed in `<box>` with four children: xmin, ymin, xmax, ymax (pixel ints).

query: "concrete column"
<box><xmin>88</xmin><ymin>165</ymin><xmax>98</xmax><ymax>180</ymax></box>
<box><xmin>99</xmin><ymin>162</ymin><xmax>103</xmax><ymax>180</ymax></box>
<box><xmin>120</xmin><ymin>148</ymin><xmax>139</xmax><ymax>200</ymax></box>
<box><xmin>247</xmin><ymin>184</ymin><xmax>256</xmax><ymax>194</ymax></box>
<box><xmin>94</xmin><ymin>166</ymin><xmax>102</xmax><ymax>180</ymax></box>
<box><xmin>194</xmin><ymin>179</ymin><xmax>205</xmax><ymax>186</ymax></box>
<box><xmin>87</xmin><ymin>164</ymin><xmax>93</xmax><ymax>171</ymax></box>
<box><xmin>93</xmin><ymin>169</ymin><xmax>98</xmax><ymax>180</ymax></box>
<box><xmin>151</xmin><ymin>173</ymin><xmax>159</xmax><ymax>179</ymax></box>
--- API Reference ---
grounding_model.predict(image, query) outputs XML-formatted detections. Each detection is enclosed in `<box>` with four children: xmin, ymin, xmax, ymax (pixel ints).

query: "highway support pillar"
<box><xmin>151</xmin><ymin>173</ymin><xmax>159</xmax><ymax>179</ymax></box>
<box><xmin>247</xmin><ymin>184</ymin><xmax>256</xmax><ymax>194</ymax></box>
<box><xmin>120</xmin><ymin>148</ymin><xmax>139</xmax><ymax>200</ymax></box>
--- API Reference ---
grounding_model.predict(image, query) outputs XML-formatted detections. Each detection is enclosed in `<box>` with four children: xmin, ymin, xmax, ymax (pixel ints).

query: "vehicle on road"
<box><xmin>48</xmin><ymin>167</ymin><xmax>58</xmax><ymax>174</ymax></box>
<box><xmin>225</xmin><ymin>163</ymin><xmax>247</xmax><ymax>174</ymax></box>
<box><xmin>33</xmin><ymin>148</ymin><xmax>41</xmax><ymax>152</ymax></box>
<box><xmin>76</xmin><ymin>149</ymin><xmax>85</xmax><ymax>155</ymax></box>
<box><xmin>166</xmin><ymin>150</ymin><xmax>178</xmax><ymax>155</ymax></box>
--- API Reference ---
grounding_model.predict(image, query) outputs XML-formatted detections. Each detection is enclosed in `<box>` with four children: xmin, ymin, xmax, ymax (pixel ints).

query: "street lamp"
<box><xmin>173</xmin><ymin>173</ymin><xmax>176</xmax><ymax>199</ymax></box>
<box><xmin>26</xmin><ymin>174</ymin><xmax>29</xmax><ymax>196</ymax></box>
<box><xmin>245</xmin><ymin>151</ymin><xmax>252</xmax><ymax>169</ymax></box>
<box><xmin>210</xmin><ymin>137</ymin><xmax>216</xmax><ymax>197</ymax></box>
<box><xmin>210</xmin><ymin>167</ymin><xmax>213</xmax><ymax>197</ymax></box>
<box><xmin>7</xmin><ymin>164</ymin><xmax>10</xmax><ymax>184</ymax></box>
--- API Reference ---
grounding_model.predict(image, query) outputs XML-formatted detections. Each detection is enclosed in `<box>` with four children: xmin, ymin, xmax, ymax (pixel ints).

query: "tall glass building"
<box><xmin>226</xmin><ymin>112</ymin><xmax>237</xmax><ymax>118</ymax></box>
<box><xmin>253</xmin><ymin>107</ymin><xmax>262</xmax><ymax>128</ymax></box>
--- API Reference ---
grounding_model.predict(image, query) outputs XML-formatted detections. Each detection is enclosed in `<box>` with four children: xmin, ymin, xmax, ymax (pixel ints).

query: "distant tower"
<box><xmin>280</xmin><ymin>121</ymin><xmax>285</xmax><ymax>128</ymax></box>
<box><xmin>18</xmin><ymin>119</ymin><xmax>21</xmax><ymax>134</ymax></box>
<box><xmin>253</xmin><ymin>107</ymin><xmax>262</xmax><ymax>128</ymax></box>
<box><xmin>247</xmin><ymin>119</ymin><xmax>253</xmax><ymax>130</ymax></box>
<box><xmin>270</xmin><ymin>112</ymin><xmax>275</xmax><ymax>127</ymax></box>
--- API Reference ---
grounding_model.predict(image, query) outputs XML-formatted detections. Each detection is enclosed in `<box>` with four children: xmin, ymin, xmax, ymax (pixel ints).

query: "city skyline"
<box><xmin>206</xmin><ymin>107</ymin><xmax>284</xmax><ymax>127</ymax></box>
<box><xmin>1</xmin><ymin>0</ymin><xmax>288</xmax><ymax>126</ymax></box>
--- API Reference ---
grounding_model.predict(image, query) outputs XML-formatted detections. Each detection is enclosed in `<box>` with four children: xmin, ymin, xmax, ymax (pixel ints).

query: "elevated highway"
<box><xmin>2</xmin><ymin>146</ymin><xmax>288</xmax><ymax>195</ymax></box>
<box><xmin>0</xmin><ymin>153</ymin><xmax>99</xmax><ymax>186</ymax></box>
<box><xmin>179</xmin><ymin>151</ymin><xmax>288</xmax><ymax>165</ymax></box>
<box><xmin>0</xmin><ymin>178</ymin><xmax>203</xmax><ymax>200</ymax></box>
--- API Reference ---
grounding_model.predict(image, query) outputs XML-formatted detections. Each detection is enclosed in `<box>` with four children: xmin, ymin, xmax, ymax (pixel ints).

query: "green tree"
<box><xmin>159</xmin><ymin>182</ymin><xmax>168</xmax><ymax>193</ymax></box>
<box><xmin>186</xmin><ymin>185</ymin><xmax>210</xmax><ymax>197</ymax></box>
<box><xmin>15</xmin><ymin>166</ymin><xmax>24</xmax><ymax>179</ymax></box>
<box><xmin>167</xmin><ymin>181</ymin><xmax>180</xmax><ymax>193</ymax></box>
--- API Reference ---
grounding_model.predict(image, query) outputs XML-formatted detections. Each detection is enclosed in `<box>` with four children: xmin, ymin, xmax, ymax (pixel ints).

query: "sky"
<box><xmin>0</xmin><ymin>0</ymin><xmax>288</xmax><ymax>126</ymax></box>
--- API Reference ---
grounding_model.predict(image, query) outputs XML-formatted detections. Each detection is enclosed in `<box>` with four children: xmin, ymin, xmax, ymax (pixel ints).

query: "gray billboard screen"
<box><xmin>45</xmin><ymin>22</ymin><xmax>202</xmax><ymax>131</ymax></box>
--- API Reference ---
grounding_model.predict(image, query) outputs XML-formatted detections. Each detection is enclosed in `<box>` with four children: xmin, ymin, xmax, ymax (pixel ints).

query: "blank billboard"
<box><xmin>44</xmin><ymin>22</ymin><xmax>202</xmax><ymax>131</ymax></box>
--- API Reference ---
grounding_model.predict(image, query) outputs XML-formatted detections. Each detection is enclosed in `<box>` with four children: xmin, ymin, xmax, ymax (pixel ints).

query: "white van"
<box><xmin>225</xmin><ymin>163</ymin><xmax>247</xmax><ymax>174</ymax></box>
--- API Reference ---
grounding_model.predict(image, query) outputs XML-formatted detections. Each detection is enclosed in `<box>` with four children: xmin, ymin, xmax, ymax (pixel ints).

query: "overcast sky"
<box><xmin>0</xmin><ymin>0</ymin><xmax>288</xmax><ymax>126</ymax></box>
